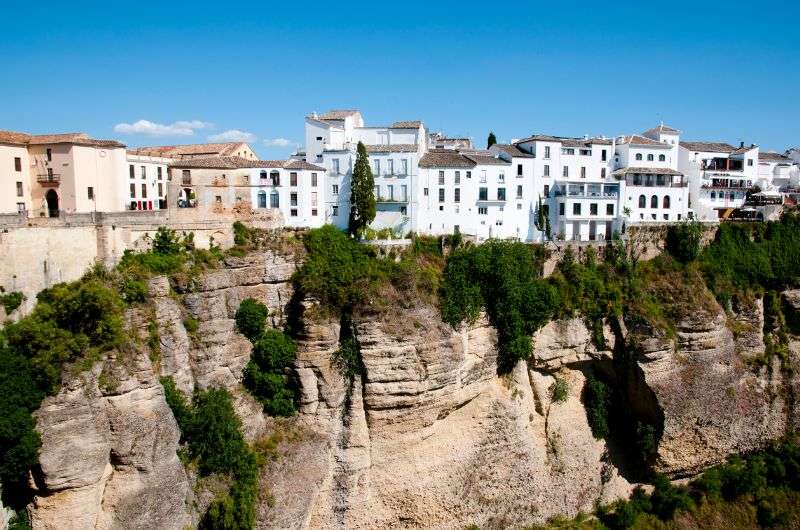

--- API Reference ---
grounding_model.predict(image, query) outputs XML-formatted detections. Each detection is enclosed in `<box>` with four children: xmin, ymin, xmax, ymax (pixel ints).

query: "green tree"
<box><xmin>235</xmin><ymin>298</ymin><xmax>268</xmax><ymax>341</ymax></box>
<box><xmin>153</xmin><ymin>226</ymin><xmax>183</xmax><ymax>255</ymax></box>
<box><xmin>187</xmin><ymin>388</ymin><xmax>251</xmax><ymax>476</ymax></box>
<box><xmin>487</xmin><ymin>131</ymin><xmax>497</xmax><ymax>148</ymax></box>
<box><xmin>243</xmin><ymin>330</ymin><xmax>297</xmax><ymax>416</ymax></box>
<box><xmin>348</xmin><ymin>142</ymin><xmax>376</xmax><ymax>236</ymax></box>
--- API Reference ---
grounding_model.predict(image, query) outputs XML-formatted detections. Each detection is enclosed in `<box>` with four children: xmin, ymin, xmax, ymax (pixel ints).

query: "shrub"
<box><xmin>183</xmin><ymin>317</ymin><xmax>199</xmax><ymax>334</ymax></box>
<box><xmin>160</xmin><ymin>376</ymin><xmax>193</xmax><ymax>438</ymax></box>
<box><xmin>233</xmin><ymin>221</ymin><xmax>251</xmax><ymax>246</ymax></box>
<box><xmin>0</xmin><ymin>291</ymin><xmax>24</xmax><ymax>314</ymax></box>
<box><xmin>187</xmin><ymin>388</ymin><xmax>252</xmax><ymax>475</ymax></box>
<box><xmin>583</xmin><ymin>375</ymin><xmax>610</xmax><ymax>439</ymax></box>
<box><xmin>153</xmin><ymin>226</ymin><xmax>184</xmax><ymax>255</ymax></box>
<box><xmin>549</xmin><ymin>376</ymin><xmax>569</xmax><ymax>403</ymax></box>
<box><xmin>666</xmin><ymin>220</ymin><xmax>702</xmax><ymax>263</ymax></box>
<box><xmin>243</xmin><ymin>330</ymin><xmax>297</xmax><ymax>417</ymax></box>
<box><xmin>235</xmin><ymin>299</ymin><xmax>268</xmax><ymax>341</ymax></box>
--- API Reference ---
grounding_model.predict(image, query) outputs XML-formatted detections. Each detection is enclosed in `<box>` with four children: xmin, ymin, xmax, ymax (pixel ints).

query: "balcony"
<box><xmin>701</xmin><ymin>178</ymin><xmax>752</xmax><ymax>190</ymax></box>
<box><xmin>376</xmin><ymin>197</ymin><xmax>408</xmax><ymax>204</ymax></box>
<box><xmin>37</xmin><ymin>174</ymin><xmax>60</xmax><ymax>185</ymax></box>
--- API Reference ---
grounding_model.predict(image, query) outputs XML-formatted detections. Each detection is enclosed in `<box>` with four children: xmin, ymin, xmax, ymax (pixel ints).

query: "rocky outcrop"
<box><xmin>29</xmin><ymin>349</ymin><xmax>190</xmax><ymax>530</ymax></box>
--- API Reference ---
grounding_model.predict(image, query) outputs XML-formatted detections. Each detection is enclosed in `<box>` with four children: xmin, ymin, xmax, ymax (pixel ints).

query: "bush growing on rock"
<box><xmin>582</xmin><ymin>375</ymin><xmax>611</xmax><ymax>440</ymax></box>
<box><xmin>235</xmin><ymin>298</ymin><xmax>269</xmax><ymax>341</ymax></box>
<box><xmin>243</xmin><ymin>330</ymin><xmax>297</xmax><ymax>417</ymax></box>
<box><xmin>666</xmin><ymin>220</ymin><xmax>702</xmax><ymax>263</ymax></box>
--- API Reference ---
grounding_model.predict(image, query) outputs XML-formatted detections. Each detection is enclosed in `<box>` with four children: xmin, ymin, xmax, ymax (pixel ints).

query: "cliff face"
<box><xmin>24</xmin><ymin>250</ymin><xmax>800</xmax><ymax>529</ymax></box>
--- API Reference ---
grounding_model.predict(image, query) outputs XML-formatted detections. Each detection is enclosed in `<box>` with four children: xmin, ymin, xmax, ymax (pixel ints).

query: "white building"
<box><xmin>679</xmin><ymin>140</ymin><xmax>759</xmax><ymax>220</ymax></box>
<box><xmin>125</xmin><ymin>152</ymin><xmax>170</xmax><ymax>210</ymax></box>
<box><xmin>758</xmin><ymin>151</ymin><xmax>796</xmax><ymax>190</ymax></box>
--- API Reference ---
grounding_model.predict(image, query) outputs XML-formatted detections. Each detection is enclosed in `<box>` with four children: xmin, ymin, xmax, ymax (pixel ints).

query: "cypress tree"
<box><xmin>487</xmin><ymin>132</ymin><xmax>497</xmax><ymax>148</ymax></box>
<box><xmin>348</xmin><ymin>142</ymin><xmax>376</xmax><ymax>236</ymax></box>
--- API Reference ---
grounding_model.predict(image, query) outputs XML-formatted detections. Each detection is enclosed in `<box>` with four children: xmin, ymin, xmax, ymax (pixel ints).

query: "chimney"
<box><xmin>740</xmin><ymin>141</ymin><xmax>745</xmax><ymax>148</ymax></box>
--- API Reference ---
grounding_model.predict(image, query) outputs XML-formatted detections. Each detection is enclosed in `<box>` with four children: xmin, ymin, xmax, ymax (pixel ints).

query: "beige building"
<box><xmin>0</xmin><ymin>130</ymin><xmax>126</xmax><ymax>217</ymax></box>
<box><xmin>129</xmin><ymin>141</ymin><xmax>258</xmax><ymax>161</ymax></box>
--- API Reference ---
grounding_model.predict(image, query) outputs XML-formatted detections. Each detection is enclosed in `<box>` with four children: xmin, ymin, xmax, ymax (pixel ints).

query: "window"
<box><xmin>478</xmin><ymin>207</ymin><xmax>488</xmax><ymax>215</ymax></box>
<box><xmin>374</xmin><ymin>160</ymin><xmax>381</xmax><ymax>175</ymax></box>
<box><xmin>498</xmin><ymin>172</ymin><xmax>505</xmax><ymax>183</ymax></box>
<box><xmin>562</xmin><ymin>148</ymin><xmax>575</xmax><ymax>155</ymax></box>
<box><xmin>658</xmin><ymin>154</ymin><xmax>666</xmax><ymax>162</ymax></box>
<box><xmin>480</xmin><ymin>170</ymin><xmax>487</xmax><ymax>183</ymax></box>
<box><xmin>601</xmin><ymin>149</ymin><xmax>607</xmax><ymax>162</ymax></box>
<box><xmin>748</xmin><ymin>159</ymin><xmax>753</xmax><ymax>166</ymax></box>
<box><xmin>711</xmin><ymin>191</ymin><xmax>716</xmax><ymax>200</ymax></box>
<box><xmin>573</xmin><ymin>203</ymin><xmax>581</xmax><ymax>215</ymax></box>
<box><xmin>87</xmin><ymin>187</ymin><xmax>94</xmax><ymax>200</ymax></box>
<box><xmin>16</xmin><ymin>182</ymin><xmax>23</xmax><ymax>197</ymax></box>
<box><xmin>388</xmin><ymin>185</ymin><xmax>394</xmax><ymax>200</ymax></box>
<box><xmin>516</xmin><ymin>185</ymin><xmax>523</xmax><ymax>199</ymax></box>
<box><xmin>291</xmin><ymin>192</ymin><xmax>298</xmax><ymax>206</ymax></box>
<box><xmin>517</xmin><ymin>203</ymin><xmax>522</xmax><ymax>210</ymax></box>
<box><xmin>157</xmin><ymin>167</ymin><xmax>163</xmax><ymax>180</ymax></box>
<box><xmin>638</xmin><ymin>195</ymin><xmax>646</xmax><ymax>208</ymax></box>
<box><xmin>466</xmin><ymin>171</ymin><xmax>471</xmax><ymax>179</ymax></box>
<box><xmin>291</xmin><ymin>209</ymin><xmax>298</xmax><ymax>217</ymax></box>
<box><xmin>141</xmin><ymin>166</ymin><xmax>146</xmax><ymax>178</ymax></box>
<box><xmin>401</xmin><ymin>159</ymin><xmax>408</xmax><ymax>175</ymax></box>
<box><xmin>580</xmin><ymin>149</ymin><xmax>591</xmax><ymax>156</ymax></box>
<box><xmin>316</xmin><ymin>136</ymin><xmax>323</xmax><ymax>141</ymax></box>
<box><xmin>495</xmin><ymin>220</ymin><xmax>503</xmax><ymax>226</ymax></box>
<box><xmin>606</xmin><ymin>203</ymin><xmax>614</xmax><ymax>215</ymax></box>
<box><xmin>517</xmin><ymin>164</ymin><xmax>523</xmax><ymax>176</ymax></box>
<box><xmin>387</xmin><ymin>159</ymin><xmax>394</xmax><ymax>175</ymax></box>
<box><xmin>141</xmin><ymin>183</ymin><xmax>147</xmax><ymax>198</ymax></box>
<box><xmin>601</xmin><ymin>168</ymin><xmax>606</xmax><ymax>179</ymax></box>
<box><xmin>647</xmin><ymin>154</ymin><xmax>654</xmax><ymax>161</ymax></box>
<box><xmin>544</xmin><ymin>146</ymin><xmax>551</xmax><ymax>159</ymax></box>
<box><xmin>590</xmin><ymin>203</ymin><xmax>598</xmax><ymax>216</ymax></box>
<box><xmin>678</xmin><ymin>213</ymin><xmax>682</xmax><ymax>220</ymax></box>
<box><xmin>497</xmin><ymin>188</ymin><xmax>506</xmax><ymax>201</ymax></box>
<box><xmin>270</xmin><ymin>192</ymin><xmax>279</xmax><ymax>208</ymax></box>
<box><xmin>312</xmin><ymin>209</ymin><xmax>318</xmax><ymax>216</ymax></box>
<box><xmin>455</xmin><ymin>171</ymin><xmax>461</xmax><ymax>184</ymax></box>
<box><xmin>14</xmin><ymin>157</ymin><xmax>21</xmax><ymax>171</ymax></box>
<box><xmin>47</xmin><ymin>168</ymin><xmax>53</xmax><ymax>179</ymax></box>
<box><xmin>129</xmin><ymin>165</ymin><xmax>135</xmax><ymax>179</ymax></box>
<box><xmin>438</xmin><ymin>188</ymin><xmax>445</xmax><ymax>202</ymax></box>
<box><xmin>290</xmin><ymin>172</ymin><xmax>298</xmax><ymax>186</ymax></box>
<box><xmin>158</xmin><ymin>183</ymin><xmax>163</xmax><ymax>196</ymax></box>
<box><xmin>650</xmin><ymin>195</ymin><xmax>658</xmax><ymax>208</ymax></box>
<box><xmin>401</xmin><ymin>185</ymin><xmax>408</xmax><ymax>200</ymax></box>
<box><xmin>580</xmin><ymin>166</ymin><xmax>586</xmax><ymax>178</ymax></box>
<box><xmin>559</xmin><ymin>203</ymin><xmax>565</xmax><ymax>215</ymax></box>
<box><xmin>130</xmin><ymin>183</ymin><xmax>136</xmax><ymax>198</ymax></box>
<box><xmin>311</xmin><ymin>192</ymin><xmax>318</xmax><ymax>207</ymax></box>
<box><xmin>311</xmin><ymin>173</ymin><xmax>318</xmax><ymax>186</ymax></box>
<box><xmin>374</xmin><ymin>185</ymin><xmax>380</xmax><ymax>198</ymax></box>
<box><xmin>438</xmin><ymin>171</ymin><xmax>445</xmax><ymax>185</ymax></box>
<box><xmin>17</xmin><ymin>202</ymin><xmax>25</xmax><ymax>213</ymax></box>
<box><xmin>479</xmin><ymin>187</ymin><xmax>488</xmax><ymax>201</ymax></box>
<box><xmin>332</xmin><ymin>184</ymin><xmax>339</xmax><ymax>195</ymax></box>
<box><xmin>46</xmin><ymin>148</ymin><xmax>52</xmax><ymax>161</ymax></box>
<box><xmin>543</xmin><ymin>184</ymin><xmax>550</xmax><ymax>197</ymax></box>
<box><xmin>454</xmin><ymin>188</ymin><xmax>461</xmax><ymax>203</ymax></box>
<box><xmin>332</xmin><ymin>159</ymin><xmax>340</xmax><ymax>174</ymax></box>
<box><xmin>563</xmin><ymin>166</ymin><xmax>568</xmax><ymax>177</ymax></box>
<box><xmin>544</xmin><ymin>164</ymin><xmax>550</xmax><ymax>177</ymax></box>
<box><xmin>663</xmin><ymin>196</ymin><xmax>671</xmax><ymax>209</ymax></box>
<box><xmin>258</xmin><ymin>191</ymin><xmax>267</xmax><ymax>208</ymax></box>
<box><xmin>424</xmin><ymin>187</ymin><xmax>429</xmax><ymax>196</ymax></box>
<box><xmin>332</xmin><ymin>205</ymin><xmax>339</xmax><ymax>216</ymax></box>
<box><xmin>182</xmin><ymin>169</ymin><xmax>191</xmax><ymax>183</ymax></box>
<box><xmin>636</xmin><ymin>153</ymin><xmax>643</xmax><ymax>161</ymax></box>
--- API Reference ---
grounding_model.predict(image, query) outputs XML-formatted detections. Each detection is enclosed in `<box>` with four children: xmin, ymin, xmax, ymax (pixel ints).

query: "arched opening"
<box><xmin>45</xmin><ymin>189</ymin><xmax>59</xmax><ymax>217</ymax></box>
<box><xmin>258</xmin><ymin>190</ymin><xmax>267</xmax><ymax>208</ymax></box>
<box><xmin>635</xmin><ymin>153</ymin><xmax>643</xmax><ymax>161</ymax></box>
<box><xmin>638</xmin><ymin>195</ymin><xmax>646</xmax><ymax>208</ymax></box>
<box><xmin>650</xmin><ymin>195</ymin><xmax>658</xmax><ymax>208</ymax></box>
<box><xmin>270</xmin><ymin>191</ymin><xmax>280</xmax><ymax>208</ymax></box>
<box><xmin>663</xmin><ymin>196</ymin><xmax>671</xmax><ymax>209</ymax></box>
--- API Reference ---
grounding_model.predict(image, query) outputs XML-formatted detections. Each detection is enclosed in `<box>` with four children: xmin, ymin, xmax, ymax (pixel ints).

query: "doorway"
<box><xmin>45</xmin><ymin>190</ymin><xmax>59</xmax><ymax>217</ymax></box>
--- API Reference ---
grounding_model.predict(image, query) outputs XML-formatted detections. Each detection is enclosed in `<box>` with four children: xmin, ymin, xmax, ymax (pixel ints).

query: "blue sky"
<box><xmin>1</xmin><ymin>0</ymin><xmax>797</xmax><ymax>157</ymax></box>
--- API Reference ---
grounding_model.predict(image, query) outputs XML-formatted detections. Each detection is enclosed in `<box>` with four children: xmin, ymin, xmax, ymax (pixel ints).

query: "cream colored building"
<box><xmin>129</xmin><ymin>141</ymin><xmax>258</xmax><ymax>161</ymax></box>
<box><xmin>0</xmin><ymin>130</ymin><xmax>127</xmax><ymax>216</ymax></box>
<box><xmin>0</xmin><ymin>131</ymin><xmax>32</xmax><ymax>215</ymax></box>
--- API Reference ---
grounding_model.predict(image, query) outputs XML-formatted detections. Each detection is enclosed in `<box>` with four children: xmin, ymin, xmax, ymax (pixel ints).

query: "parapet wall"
<box><xmin>0</xmin><ymin>209</ymin><xmax>282</xmax><ymax>316</ymax></box>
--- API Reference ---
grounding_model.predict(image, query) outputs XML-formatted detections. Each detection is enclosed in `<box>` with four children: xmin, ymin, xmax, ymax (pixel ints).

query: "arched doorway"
<box><xmin>45</xmin><ymin>190</ymin><xmax>59</xmax><ymax>217</ymax></box>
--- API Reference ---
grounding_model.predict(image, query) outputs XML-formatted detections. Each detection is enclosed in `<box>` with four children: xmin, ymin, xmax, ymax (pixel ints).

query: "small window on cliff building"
<box><xmin>87</xmin><ymin>187</ymin><xmax>94</xmax><ymax>200</ymax></box>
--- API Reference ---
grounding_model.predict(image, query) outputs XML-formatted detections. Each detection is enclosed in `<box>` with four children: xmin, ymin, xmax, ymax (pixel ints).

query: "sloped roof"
<box><xmin>613</xmin><ymin>167</ymin><xmax>682</xmax><ymax>177</ymax></box>
<box><xmin>617</xmin><ymin>135</ymin><xmax>671</xmax><ymax>148</ymax></box>
<box><xmin>319</xmin><ymin>109</ymin><xmax>360</xmax><ymax>120</ymax></box>
<box><xmin>642</xmin><ymin>124</ymin><xmax>681</xmax><ymax>136</ymax></box>
<box><xmin>129</xmin><ymin>142</ymin><xmax>249</xmax><ymax>158</ymax></box>
<box><xmin>680</xmin><ymin>141</ymin><xmax>737</xmax><ymax>153</ymax></box>
<box><xmin>390</xmin><ymin>120</ymin><xmax>423</xmax><ymax>129</ymax></box>
<box><xmin>514</xmin><ymin>134</ymin><xmax>611</xmax><ymax>146</ymax></box>
<box><xmin>418</xmin><ymin>151</ymin><xmax>476</xmax><ymax>168</ymax></box>
<box><xmin>492</xmin><ymin>144</ymin><xmax>535</xmax><ymax>158</ymax></box>
<box><xmin>759</xmin><ymin>152</ymin><xmax>792</xmax><ymax>163</ymax></box>
<box><xmin>169</xmin><ymin>156</ymin><xmax>324</xmax><ymax>171</ymax></box>
<box><xmin>464</xmin><ymin>154</ymin><xmax>510</xmax><ymax>166</ymax></box>
<box><xmin>0</xmin><ymin>129</ymin><xmax>125</xmax><ymax>148</ymax></box>
<box><xmin>364</xmin><ymin>144</ymin><xmax>418</xmax><ymax>153</ymax></box>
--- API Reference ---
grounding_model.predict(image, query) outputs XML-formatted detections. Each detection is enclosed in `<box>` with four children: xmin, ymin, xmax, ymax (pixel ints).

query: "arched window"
<box><xmin>647</xmin><ymin>154</ymin><xmax>654</xmax><ymax>161</ymax></box>
<box><xmin>658</xmin><ymin>154</ymin><xmax>666</xmax><ymax>162</ymax></box>
<box><xmin>635</xmin><ymin>153</ymin><xmax>643</xmax><ymax>161</ymax></box>
<box><xmin>638</xmin><ymin>194</ymin><xmax>646</xmax><ymax>208</ymax></box>
<box><xmin>651</xmin><ymin>195</ymin><xmax>658</xmax><ymax>208</ymax></box>
<box><xmin>270</xmin><ymin>191</ymin><xmax>279</xmax><ymax>208</ymax></box>
<box><xmin>663</xmin><ymin>195</ymin><xmax>670</xmax><ymax>209</ymax></box>
<box><xmin>260</xmin><ymin>170</ymin><xmax>267</xmax><ymax>180</ymax></box>
<box><xmin>711</xmin><ymin>192</ymin><xmax>716</xmax><ymax>200</ymax></box>
<box><xmin>258</xmin><ymin>190</ymin><xmax>267</xmax><ymax>208</ymax></box>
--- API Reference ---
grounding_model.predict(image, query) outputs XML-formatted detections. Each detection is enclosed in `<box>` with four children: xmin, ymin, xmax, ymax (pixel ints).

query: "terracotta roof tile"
<box><xmin>679</xmin><ymin>141</ymin><xmax>738</xmax><ymax>153</ymax></box>
<box><xmin>464</xmin><ymin>154</ymin><xmax>510</xmax><ymax>166</ymax></box>
<box><xmin>759</xmin><ymin>152</ymin><xmax>792</xmax><ymax>163</ymax></box>
<box><xmin>390</xmin><ymin>120</ymin><xmax>423</xmax><ymax>129</ymax></box>
<box><xmin>617</xmin><ymin>135</ymin><xmax>671</xmax><ymax>148</ymax></box>
<box><xmin>0</xmin><ymin>130</ymin><xmax>32</xmax><ymax>145</ymax></box>
<box><xmin>364</xmin><ymin>144</ymin><xmax>418</xmax><ymax>153</ymax></box>
<box><xmin>491</xmin><ymin>144</ymin><xmax>534</xmax><ymax>158</ymax></box>
<box><xmin>515</xmin><ymin>134</ymin><xmax>612</xmax><ymax>146</ymax></box>
<box><xmin>613</xmin><ymin>167</ymin><xmax>682</xmax><ymax>177</ymax></box>
<box><xmin>129</xmin><ymin>142</ymin><xmax>249</xmax><ymax>158</ymax></box>
<box><xmin>418</xmin><ymin>151</ymin><xmax>476</xmax><ymax>168</ymax></box>
<box><xmin>641</xmin><ymin>124</ymin><xmax>681</xmax><ymax>136</ymax></box>
<box><xmin>169</xmin><ymin>156</ymin><xmax>325</xmax><ymax>171</ymax></box>
<box><xmin>319</xmin><ymin>109</ymin><xmax>360</xmax><ymax>120</ymax></box>
<box><xmin>0</xmin><ymin>129</ymin><xmax>125</xmax><ymax>148</ymax></box>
